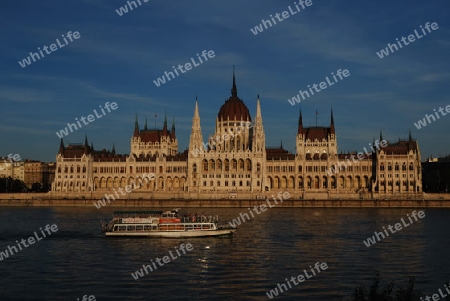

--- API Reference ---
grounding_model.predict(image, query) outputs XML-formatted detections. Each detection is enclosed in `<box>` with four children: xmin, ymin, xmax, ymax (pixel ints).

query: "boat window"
<box><xmin>144</xmin><ymin>225</ymin><xmax>152</xmax><ymax>231</ymax></box>
<box><xmin>118</xmin><ymin>226</ymin><xmax>126</xmax><ymax>232</ymax></box>
<box><xmin>127</xmin><ymin>225</ymin><xmax>135</xmax><ymax>231</ymax></box>
<box><xmin>114</xmin><ymin>226</ymin><xmax>118</xmax><ymax>231</ymax></box>
<box><xmin>136</xmin><ymin>225</ymin><xmax>144</xmax><ymax>231</ymax></box>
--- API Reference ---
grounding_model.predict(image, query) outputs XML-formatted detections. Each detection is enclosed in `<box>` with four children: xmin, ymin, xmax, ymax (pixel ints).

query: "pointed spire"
<box><xmin>409</xmin><ymin>129</ymin><xmax>412</xmax><ymax>142</ymax></box>
<box><xmin>380</xmin><ymin>130</ymin><xmax>383</xmax><ymax>141</ymax></box>
<box><xmin>91</xmin><ymin>141</ymin><xmax>94</xmax><ymax>150</ymax></box>
<box><xmin>112</xmin><ymin>143</ymin><xmax>116</xmax><ymax>155</ymax></box>
<box><xmin>256</xmin><ymin>95</ymin><xmax>262</xmax><ymax>118</ymax></box>
<box><xmin>189</xmin><ymin>96</ymin><xmax>203</xmax><ymax>155</ymax></box>
<box><xmin>330</xmin><ymin>109</ymin><xmax>335</xmax><ymax>134</ymax></box>
<box><xmin>144</xmin><ymin>117</ymin><xmax>148</xmax><ymax>130</ymax></box>
<box><xmin>171</xmin><ymin>117</ymin><xmax>176</xmax><ymax>139</ymax></box>
<box><xmin>194</xmin><ymin>97</ymin><xmax>200</xmax><ymax>118</ymax></box>
<box><xmin>163</xmin><ymin>111</ymin><xmax>168</xmax><ymax>136</ymax></box>
<box><xmin>280</xmin><ymin>140</ymin><xmax>283</xmax><ymax>149</ymax></box>
<box><xmin>58</xmin><ymin>138</ymin><xmax>65</xmax><ymax>155</ymax></box>
<box><xmin>83</xmin><ymin>135</ymin><xmax>89</xmax><ymax>154</ymax></box>
<box><xmin>133</xmin><ymin>114</ymin><xmax>139</xmax><ymax>137</ymax></box>
<box><xmin>297</xmin><ymin>109</ymin><xmax>304</xmax><ymax>135</ymax></box>
<box><xmin>231</xmin><ymin>66</ymin><xmax>237</xmax><ymax>97</ymax></box>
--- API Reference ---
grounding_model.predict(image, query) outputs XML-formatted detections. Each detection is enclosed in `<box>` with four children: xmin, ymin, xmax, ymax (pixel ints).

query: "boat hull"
<box><xmin>105</xmin><ymin>229</ymin><xmax>235</xmax><ymax>238</ymax></box>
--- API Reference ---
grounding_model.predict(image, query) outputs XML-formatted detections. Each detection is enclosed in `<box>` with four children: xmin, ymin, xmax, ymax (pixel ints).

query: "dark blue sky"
<box><xmin>1</xmin><ymin>0</ymin><xmax>449</xmax><ymax>162</ymax></box>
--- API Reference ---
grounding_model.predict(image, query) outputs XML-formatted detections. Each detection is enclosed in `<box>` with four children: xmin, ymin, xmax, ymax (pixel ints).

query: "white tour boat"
<box><xmin>101</xmin><ymin>209</ymin><xmax>235</xmax><ymax>238</ymax></box>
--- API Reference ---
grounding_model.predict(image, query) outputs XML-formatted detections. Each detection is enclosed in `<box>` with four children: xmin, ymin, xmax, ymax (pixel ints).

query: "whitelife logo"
<box><xmin>18</xmin><ymin>31</ymin><xmax>81</xmax><ymax>68</ymax></box>
<box><xmin>76</xmin><ymin>295</ymin><xmax>96</xmax><ymax>301</ymax></box>
<box><xmin>190</xmin><ymin>121</ymin><xmax>253</xmax><ymax>157</ymax></box>
<box><xmin>250</xmin><ymin>0</ymin><xmax>313</xmax><ymax>35</ymax></box>
<box><xmin>325</xmin><ymin>139</ymin><xmax>388</xmax><ymax>176</ymax></box>
<box><xmin>131</xmin><ymin>243</ymin><xmax>193</xmax><ymax>280</ymax></box>
<box><xmin>115</xmin><ymin>0</ymin><xmax>149</xmax><ymax>16</ymax></box>
<box><xmin>266</xmin><ymin>262</ymin><xmax>328</xmax><ymax>299</ymax></box>
<box><xmin>362</xmin><ymin>210</ymin><xmax>425</xmax><ymax>247</ymax></box>
<box><xmin>421</xmin><ymin>284</ymin><xmax>450</xmax><ymax>301</ymax></box>
<box><xmin>93</xmin><ymin>172</ymin><xmax>155</xmax><ymax>209</ymax></box>
<box><xmin>376</xmin><ymin>22</ymin><xmax>439</xmax><ymax>59</ymax></box>
<box><xmin>287</xmin><ymin>69</ymin><xmax>350</xmax><ymax>106</ymax></box>
<box><xmin>0</xmin><ymin>153</ymin><xmax>21</xmax><ymax>171</ymax></box>
<box><xmin>414</xmin><ymin>105</ymin><xmax>450</xmax><ymax>129</ymax></box>
<box><xmin>55</xmin><ymin>102</ymin><xmax>118</xmax><ymax>139</ymax></box>
<box><xmin>228</xmin><ymin>192</ymin><xmax>291</xmax><ymax>228</ymax></box>
<box><xmin>153</xmin><ymin>50</ymin><xmax>215</xmax><ymax>87</ymax></box>
<box><xmin>0</xmin><ymin>224</ymin><xmax>58</xmax><ymax>261</ymax></box>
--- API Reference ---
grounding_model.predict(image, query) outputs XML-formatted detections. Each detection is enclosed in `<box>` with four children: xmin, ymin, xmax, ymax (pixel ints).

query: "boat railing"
<box><xmin>180</xmin><ymin>214</ymin><xmax>219</xmax><ymax>223</ymax></box>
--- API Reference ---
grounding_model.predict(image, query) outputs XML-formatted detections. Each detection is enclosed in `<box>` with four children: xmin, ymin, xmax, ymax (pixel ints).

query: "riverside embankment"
<box><xmin>0</xmin><ymin>192</ymin><xmax>449</xmax><ymax>208</ymax></box>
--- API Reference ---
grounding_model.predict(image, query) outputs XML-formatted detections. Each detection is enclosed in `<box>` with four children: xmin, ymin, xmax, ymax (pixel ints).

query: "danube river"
<box><xmin>0</xmin><ymin>207</ymin><xmax>449</xmax><ymax>300</ymax></box>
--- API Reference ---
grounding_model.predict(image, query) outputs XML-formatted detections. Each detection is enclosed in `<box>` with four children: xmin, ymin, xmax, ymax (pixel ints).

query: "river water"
<box><xmin>0</xmin><ymin>207</ymin><xmax>449</xmax><ymax>300</ymax></box>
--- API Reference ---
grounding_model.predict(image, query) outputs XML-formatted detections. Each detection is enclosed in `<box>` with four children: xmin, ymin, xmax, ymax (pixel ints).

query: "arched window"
<box><xmin>245</xmin><ymin>159</ymin><xmax>252</xmax><ymax>171</ymax></box>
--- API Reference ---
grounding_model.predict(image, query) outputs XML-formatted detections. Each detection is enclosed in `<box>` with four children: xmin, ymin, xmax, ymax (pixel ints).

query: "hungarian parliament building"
<box><xmin>51</xmin><ymin>74</ymin><xmax>423</xmax><ymax>198</ymax></box>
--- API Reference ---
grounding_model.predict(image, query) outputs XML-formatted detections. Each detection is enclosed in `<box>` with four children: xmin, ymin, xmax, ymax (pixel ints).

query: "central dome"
<box><xmin>217</xmin><ymin>72</ymin><xmax>252</xmax><ymax>122</ymax></box>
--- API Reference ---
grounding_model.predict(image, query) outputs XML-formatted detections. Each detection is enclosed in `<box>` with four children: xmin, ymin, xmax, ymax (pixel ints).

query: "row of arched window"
<box><xmin>380</xmin><ymin>163</ymin><xmax>414</xmax><ymax>171</ymax></box>
<box><xmin>193</xmin><ymin>159</ymin><xmax>260</xmax><ymax>173</ymax></box>
<box><xmin>57</xmin><ymin>165</ymin><xmax>86</xmax><ymax>173</ymax></box>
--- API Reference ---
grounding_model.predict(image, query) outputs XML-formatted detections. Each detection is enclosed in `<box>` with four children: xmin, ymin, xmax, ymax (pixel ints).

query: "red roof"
<box><xmin>266</xmin><ymin>147</ymin><xmax>295</xmax><ymax>160</ymax></box>
<box><xmin>138</xmin><ymin>129</ymin><xmax>173</xmax><ymax>143</ymax></box>
<box><xmin>381</xmin><ymin>140</ymin><xmax>418</xmax><ymax>155</ymax></box>
<box><xmin>303</xmin><ymin>127</ymin><xmax>331</xmax><ymax>141</ymax></box>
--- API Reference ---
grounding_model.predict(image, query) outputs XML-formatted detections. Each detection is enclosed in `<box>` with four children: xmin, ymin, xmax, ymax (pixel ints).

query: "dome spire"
<box><xmin>231</xmin><ymin>65</ymin><xmax>237</xmax><ymax>97</ymax></box>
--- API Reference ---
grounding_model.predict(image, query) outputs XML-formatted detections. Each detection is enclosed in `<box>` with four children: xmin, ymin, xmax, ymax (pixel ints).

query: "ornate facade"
<box><xmin>51</xmin><ymin>74</ymin><xmax>422</xmax><ymax>197</ymax></box>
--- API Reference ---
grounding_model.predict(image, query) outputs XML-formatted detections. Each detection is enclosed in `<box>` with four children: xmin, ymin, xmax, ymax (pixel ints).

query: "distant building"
<box><xmin>24</xmin><ymin>160</ymin><xmax>56</xmax><ymax>191</ymax></box>
<box><xmin>0</xmin><ymin>156</ymin><xmax>24</xmax><ymax>181</ymax></box>
<box><xmin>51</xmin><ymin>73</ymin><xmax>423</xmax><ymax>197</ymax></box>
